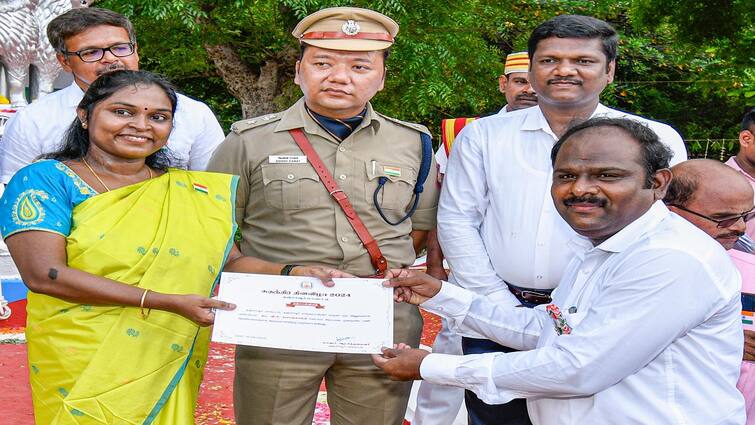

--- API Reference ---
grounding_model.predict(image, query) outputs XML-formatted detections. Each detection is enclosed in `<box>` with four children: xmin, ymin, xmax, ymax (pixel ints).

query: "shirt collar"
<box><xmin>66</xmin><ymin>82</ymin><xmax>85</xmax><ymax>107</ymax></box>
<box><xmin>726</xmin><ymin>156</ymin><xmax>755</xmax><ymax>183</ymax></box>
<box><xmin>275</xmin><ymin>97</ymin><xmax>381</xmax><ymax>138</ymax></box>
<box><xmin>568</xmin><ymin>200</ymin><xmax>670</xmax><ymax>255</ymax></box>
<box><xmin>521</xmin><ymin>103</ymin><xmax>608</xmax><ymax>140</ymax></box>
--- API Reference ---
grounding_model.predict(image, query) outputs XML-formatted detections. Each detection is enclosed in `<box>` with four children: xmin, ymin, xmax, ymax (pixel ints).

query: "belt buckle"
<box><xmin>519</xmin><ymin>290</ymin><xmax>552</xmax><ymax>304</ymax></box>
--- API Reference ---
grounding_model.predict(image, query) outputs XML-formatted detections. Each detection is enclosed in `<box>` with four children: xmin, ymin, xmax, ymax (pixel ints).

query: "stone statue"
<box><xmin>0</xmin><ymin>0</ymin><xmax>88</xmax><ymax>107</ymax></box>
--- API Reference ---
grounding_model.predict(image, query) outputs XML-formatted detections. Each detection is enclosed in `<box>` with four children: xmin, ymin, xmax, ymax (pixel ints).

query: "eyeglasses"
<box><xmin>62</xmin><ymin>42</ymin><xmax>135</xmax><ymax>63</ymax></box>
<box><xmin>668</xmin><ymin>204</ymin><xmax>755</xmax><ymax>228</ymax></box>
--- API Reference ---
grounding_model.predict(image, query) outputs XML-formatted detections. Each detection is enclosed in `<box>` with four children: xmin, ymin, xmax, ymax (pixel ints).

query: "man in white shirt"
<box><xmin>415</xmin><ymin>50</ymin><xmax>537</xmax><ymax>425</ymax></box>
<box><xmin>374</xmin><ymin>117</ymin><xmax>745</xmax><ymax>425</ymax></box>
<box><xmin>435</xmin><ymin>15</ymin><xmax>688</xmax><ymax>424</ymax></box>
<box><xmin>0</xmin><ymin>8</ymin><xmax>224</xmax><ymax>182</ymax></box>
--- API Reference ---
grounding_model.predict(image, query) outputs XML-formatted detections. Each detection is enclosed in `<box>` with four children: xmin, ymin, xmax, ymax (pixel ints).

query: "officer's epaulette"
<box><xmin>230</xmin><ymin>112</ymin><xmax>283</xmax><ymax>134</ymax></box>
<box><xmin>376</xmin><ymin>112</ymin><xmax>431</xmax><ymax>137</ymax></box>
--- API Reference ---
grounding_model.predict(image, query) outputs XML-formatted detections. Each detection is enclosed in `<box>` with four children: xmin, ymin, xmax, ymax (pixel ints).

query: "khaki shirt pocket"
<box><xmin>364</xmin><ymin>161</ymin><xmax>417</xmax><ymax>210</ymax></box>
<box><xmin>261</xmin><ymin>164</ymin><xmax>322</xmax><ymax>209</ymax></box>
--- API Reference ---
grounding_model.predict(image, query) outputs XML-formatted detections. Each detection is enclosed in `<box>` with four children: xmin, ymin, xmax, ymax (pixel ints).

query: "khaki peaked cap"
<box><xmin>292</xmin><ymin>7</ymin><xmax>399</xmax><ymax>51</ymax></box>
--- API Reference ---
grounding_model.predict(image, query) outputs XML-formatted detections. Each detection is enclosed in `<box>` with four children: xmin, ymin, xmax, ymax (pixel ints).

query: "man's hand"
<box><xmin>371</xmin><ymin>344</ymin><xmax>430</xmax><ymax>381</ymax></box>
<box><xmin>383</xmin><ymin>269</ymin><xmax>442</xmax><ymax>305</ymax></box>
<box><xmin>291</xmin><ymin>265</ymin><xmax>355</xmax><ymax>287</ymax></box>
<box><xmin>744</xmin><ymin>329</ymin><xmax>755</xmax><ymax>361</ymax></box>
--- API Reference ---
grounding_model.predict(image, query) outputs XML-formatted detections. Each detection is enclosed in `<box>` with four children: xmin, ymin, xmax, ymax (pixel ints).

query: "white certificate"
<box><xmin>212</xmin><ymin>273</ymin><xmax>393</xmax><ymax>354</ymax></box>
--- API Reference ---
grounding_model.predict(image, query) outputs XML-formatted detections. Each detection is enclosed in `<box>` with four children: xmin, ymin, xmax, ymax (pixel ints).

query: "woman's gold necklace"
<box><xmin>81</xmin><ymin>158</ymin><xmax>153</xmax><ymax>193</ymax></box>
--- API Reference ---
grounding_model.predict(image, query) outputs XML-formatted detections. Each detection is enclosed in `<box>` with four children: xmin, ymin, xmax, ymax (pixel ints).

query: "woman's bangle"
<box><xmin>140</xmin><ymin>288</ymin><xmax>151</xmax><ymax>319</ymax></box>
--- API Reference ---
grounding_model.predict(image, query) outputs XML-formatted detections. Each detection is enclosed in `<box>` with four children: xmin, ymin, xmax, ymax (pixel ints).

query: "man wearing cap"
<box><xmin>434</xmin><ymin>51</ymin><xmax>537</xmax><ymax>178</ymax></box>
<box><xmin>497</xmin><ymin>52</ymin><xmax>538</xmax><ymax>115</ymax></box>
<box><xmin>207</xmin><ymin>7</ymin><xmax>439</xmax><ymax>425</ymax></box>
<box><xmin>436</xmin><ymin>15</ymin><xmax>688</xmax><ymax>425</ymax></box>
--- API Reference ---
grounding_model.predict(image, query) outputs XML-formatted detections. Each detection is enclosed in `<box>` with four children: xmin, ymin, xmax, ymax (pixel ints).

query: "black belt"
<box><xmin>506</xmin><ymin>282</ymin><xmax>553</xmax><ymax>305</ymax></box>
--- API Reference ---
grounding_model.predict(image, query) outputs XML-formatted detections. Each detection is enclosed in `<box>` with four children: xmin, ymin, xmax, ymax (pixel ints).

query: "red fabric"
<box><xmin>301</xmin><ymin>31</ymin><xmax>394</xmax><ymax>42</ymax></box>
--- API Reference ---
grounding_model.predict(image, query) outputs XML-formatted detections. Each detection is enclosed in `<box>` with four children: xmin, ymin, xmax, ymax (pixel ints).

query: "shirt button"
<box><xmin>537</xmin><ymin>242</ymin><xmax>544</xmax><ymax>247</ymax></box>
<box><xmin>287</xmin><ymin>174</ymin><xmax>294</xmax><ymax>180</ymax></box>
<box><xmin>341</xmin><ymin>236</ymin><xmax>348</xmax><ymax>242</ymax></box>
<box><xmin>338</xmin><ymin>146</ymin><xmax>346</xmax><ymax>152</ymax></box>
<box><xmin>339</xmin><ymin>174</ymin><xmax>347</xmax><ymax>180</ymax></box>
<box><xmin>537</xmin><ymin>275</ymin><xmax>543</xmax><ymax>280</ymax></box>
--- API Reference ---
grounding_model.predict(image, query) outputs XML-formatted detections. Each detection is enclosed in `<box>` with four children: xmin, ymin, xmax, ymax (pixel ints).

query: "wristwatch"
<box><xmin>280</xmin><ymin>264</ymin><xmax>300</xmax><ymax>276</ymax></box>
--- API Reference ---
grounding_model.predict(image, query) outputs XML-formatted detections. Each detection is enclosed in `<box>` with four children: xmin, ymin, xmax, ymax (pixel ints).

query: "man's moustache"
<box><xmin>515</xmin><ymin>94</ymin><xmax>538</xmax><ymax>101</ymax></box>
<box><xmin>547</xmin><ymin>79</ymin><xmax>582</xmax><ymax>85</ymax></box>
<box><xmin>96</xmin><ymin>63</ymin><xmax>126</xmax><ymax>76</ymax></box>
<box><xmin>564</xmin><ymin>196</ymin><xmax>606</xmax><ymax>207</ymax></box>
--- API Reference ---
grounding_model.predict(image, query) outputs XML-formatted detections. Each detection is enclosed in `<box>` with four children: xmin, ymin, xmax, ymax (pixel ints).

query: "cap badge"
<box><xmin>341</xmin><ymin>20</ymin><xmax>360</xmax><ymax>36</ymax></box>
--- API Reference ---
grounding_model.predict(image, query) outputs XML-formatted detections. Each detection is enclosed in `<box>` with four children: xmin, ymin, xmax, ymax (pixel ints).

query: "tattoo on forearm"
<box><xmin>48</xmin><ymin>268</ymin><xmax>58</xmax><ymax>280</ymax></box>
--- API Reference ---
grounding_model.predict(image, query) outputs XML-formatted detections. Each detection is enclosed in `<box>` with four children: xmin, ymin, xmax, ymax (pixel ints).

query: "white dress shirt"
<box><xmin>0</xmin><ymin>82</ymin><xmax>225</xmax><ymax>182</ymax></box>
<box><xmin>421</xmin><ymin>202</ymin><xmax>745</xmax><ymax>424</ymax></box>
<box><xmin>438</xmin><ymin>104</ymin><xmax>688</xmax><ymax>307</ymax></box>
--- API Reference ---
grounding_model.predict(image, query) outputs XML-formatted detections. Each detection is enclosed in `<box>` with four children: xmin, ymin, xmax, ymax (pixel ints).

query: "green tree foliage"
<box><xmin>98</xmin><ymin>0</ymin><xmax>752</xmax><ymax>157</ymax></box>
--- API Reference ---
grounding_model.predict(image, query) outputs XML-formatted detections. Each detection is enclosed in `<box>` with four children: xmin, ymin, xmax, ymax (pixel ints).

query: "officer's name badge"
<box><xmin>383</xmin><ymin>165</ymin><xmax>401</xmax><ymax>177</ymax></box>
<box><xmin>269</xmin><ymin>155</ymin><xmax>307</xmax><ymax>164</ymax></box>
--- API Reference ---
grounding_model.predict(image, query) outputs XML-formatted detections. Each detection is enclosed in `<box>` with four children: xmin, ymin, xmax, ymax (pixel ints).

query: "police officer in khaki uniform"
<box><xmin>207</xmin><ymin>7</ymin><xmax>439</xmax><ymax>425</ymax></box>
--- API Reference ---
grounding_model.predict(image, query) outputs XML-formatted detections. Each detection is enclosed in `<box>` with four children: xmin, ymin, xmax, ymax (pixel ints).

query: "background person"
<box><xmin>663</xmin><ymin>159</ymin><xmax>755</xmax><ymax>422</ymax></box>
<box><xmin>0</xmin><ymin>7</ymin><xmax>224</xmax><ymax>183</ymax></box>
<box><xmin>0</xmin><ymin>70</ymin><xmax>345</xmax><ymax>425</ymax></box>
<box><xmin>726</xmin><ymin>108</ymin><xmax>755</xmax><ymax>241</ymax></box>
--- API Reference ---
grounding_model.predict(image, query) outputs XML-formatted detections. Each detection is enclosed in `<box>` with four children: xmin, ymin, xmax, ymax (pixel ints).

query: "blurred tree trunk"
<box><xmin>202</xmin><ymin>44</ymin><xmax>294</xmax><ymax>118</ymax></box>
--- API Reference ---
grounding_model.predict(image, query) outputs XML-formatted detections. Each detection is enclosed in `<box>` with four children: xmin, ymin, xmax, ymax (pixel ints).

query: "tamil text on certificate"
<box><xmin>212</xmin><ymin>273</ymin><xmax>394</xmax><ymax>354</ymax></box>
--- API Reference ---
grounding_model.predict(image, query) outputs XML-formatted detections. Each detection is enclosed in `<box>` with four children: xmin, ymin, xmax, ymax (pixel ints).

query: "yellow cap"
<box><xmin>504</xmin><ymin>52</ymin><xmax>530</xmax><ymax>75</ymax></box>
<box><xmin>292</xmin><ymin>7</ymin><xmax>399</xmax><ymax>51</ymax></box>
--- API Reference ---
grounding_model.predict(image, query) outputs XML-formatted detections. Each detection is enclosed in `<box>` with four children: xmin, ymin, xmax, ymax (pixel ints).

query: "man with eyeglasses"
<box><xmin>663</xmin><ymin>158</ymin><xmax>755</xmax><ymax>421</ymax></box>
<box><xmin>0</xmin><ymin>7</ymin><xmax>224</xmax><ymax>183</ymax></box>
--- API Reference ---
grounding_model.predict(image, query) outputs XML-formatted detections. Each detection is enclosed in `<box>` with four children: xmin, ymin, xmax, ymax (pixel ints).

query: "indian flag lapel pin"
<box><xmin>193</xmin><ymin>182</ymin><xmax>209</xmax><ymax>194</ymax></box>
<box><xmin>383</xmin><ymin>165</ymin><xmax>401</xmax><ymax>177</ymax></box>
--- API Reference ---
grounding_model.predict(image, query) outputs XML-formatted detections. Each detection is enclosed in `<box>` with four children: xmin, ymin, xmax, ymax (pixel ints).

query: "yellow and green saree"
<box><xmin>21</xmin><ymin>167</ymin><xmax>237</xmax><ymax>424</ymax></box>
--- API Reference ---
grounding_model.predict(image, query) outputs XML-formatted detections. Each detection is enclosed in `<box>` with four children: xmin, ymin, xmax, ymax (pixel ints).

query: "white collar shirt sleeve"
<box><xmin>0</xmin><ymin>83</ymin><xmax>82</xmax><ymax>183</ymax></box>
<box><xmin>594</xmin><ymin>104</ymin><xmax>688</xmax><ymax>165</ymax></box>
<box><xmin>421</xmin><ymin>202</ymin><xmax>745</xmax><ymax>425</ymax></box>
<box><xmin>171</xmin><ymin>93</ymin><xmax>225</xmax><ymax>171</ymax></box>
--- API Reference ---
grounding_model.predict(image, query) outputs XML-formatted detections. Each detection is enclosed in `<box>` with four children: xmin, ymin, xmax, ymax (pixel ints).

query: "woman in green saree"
<box><xmin>1</xmin><ymin>70</ymin><xmax>346</xmax><ymax>424</ymax></box>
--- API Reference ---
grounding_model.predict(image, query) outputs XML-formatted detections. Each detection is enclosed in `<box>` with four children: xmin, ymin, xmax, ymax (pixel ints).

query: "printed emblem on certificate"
<box><xmin>212</xmin><ymin>273</ymin><xmax>394</xmax><ymax>354</ymax></box>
